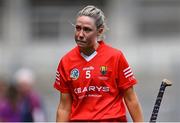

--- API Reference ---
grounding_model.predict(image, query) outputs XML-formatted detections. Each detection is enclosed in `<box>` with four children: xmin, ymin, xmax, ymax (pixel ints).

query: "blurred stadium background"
<box><xmin>0</xmin><ymin>0</ymin><xmax>179</xmax><ymax>121</ymax></box>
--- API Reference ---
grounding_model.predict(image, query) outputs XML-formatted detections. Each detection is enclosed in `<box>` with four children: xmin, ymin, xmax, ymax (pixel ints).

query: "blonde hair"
<box><xmin>77</xmin><ymin>5</ymin><xmax>108</xmax><ymax>39</ymax></box>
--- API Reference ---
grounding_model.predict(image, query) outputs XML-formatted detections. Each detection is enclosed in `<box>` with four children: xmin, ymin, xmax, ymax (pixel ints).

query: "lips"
<box><xmin>76</xmin><ymin>40</ymin><xmax>86</xmax><ymax>45</ymax></box>
<box><xmin>76</xmin><ymin>39</ymin><xmax>86</xmax><ymax>43</ymax></box>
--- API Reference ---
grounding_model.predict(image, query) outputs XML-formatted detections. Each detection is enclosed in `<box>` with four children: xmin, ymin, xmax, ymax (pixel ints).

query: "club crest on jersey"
<box><xmin>70</xmin><ymin>68</ymin><xmax>79</xmax><ymax>80</ymax></box>
<box><xmin>100</xmin><ymin>66</ymin><xmax>107</xmax><ymax>75</ymax></box>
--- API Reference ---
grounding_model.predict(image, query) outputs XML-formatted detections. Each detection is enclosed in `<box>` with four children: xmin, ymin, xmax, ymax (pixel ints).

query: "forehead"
<box><xmin>76</xmin><ymin>16</ymin><xmax>96</xmax><ymax>27</ymax></box>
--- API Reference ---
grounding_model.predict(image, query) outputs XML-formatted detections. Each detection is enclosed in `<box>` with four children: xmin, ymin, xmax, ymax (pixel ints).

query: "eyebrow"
<box><xmin>75</xmin><ymin>25</ymin><xmax>93</xmax><ymax>30</ymax></box>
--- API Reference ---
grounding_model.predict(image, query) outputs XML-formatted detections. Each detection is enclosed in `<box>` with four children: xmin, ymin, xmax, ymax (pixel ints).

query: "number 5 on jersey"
<box><xmin>85</xmin><ymin>70</ymin><xmax>91</xmax><ymax>79</ymax></box>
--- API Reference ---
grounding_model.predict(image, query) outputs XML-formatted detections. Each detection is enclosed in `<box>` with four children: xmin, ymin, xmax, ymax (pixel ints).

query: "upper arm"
<box><xmin>123</xmin><ymin>86</ymin><xmax>137</xmax><ymax>102</ymax></box>
<box><xmin>116</xmin><ymin>52</ymin><xmax>137</xmax><ymax>91</ymax></box>
<box><xmin>123</xmin><ymin>87</ymin><xmax>144</xmax><ymax>122</ymax></box>
<box><xmin>56</xmin><ymin>93</ymin><xmax>72</xmax><ymax>122</ymax></box>
<box><xmin>54</xmin><ymin>59</ymin><xmax>71</xmax><ymax>93</ymax></box>
<box><xmin>58</xmin><ymin>92</ymin><xmax>72</xmax><ymax>111</ymax></box>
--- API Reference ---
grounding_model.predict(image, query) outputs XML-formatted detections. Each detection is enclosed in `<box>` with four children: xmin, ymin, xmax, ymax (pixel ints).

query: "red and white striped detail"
<box><xmin>56</xmin><ymin>71</ymin><xmax>60</xmax><ymax>81</ymax></box>
<box><xmin>123</xmin><ymin>67</ymin><xmax>133</xmax><ymax>78</ymax></box>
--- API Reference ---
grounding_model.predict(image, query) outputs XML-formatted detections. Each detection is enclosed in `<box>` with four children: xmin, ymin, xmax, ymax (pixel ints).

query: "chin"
<box><xmin>77</xmin><ymin>45</ymin><xmax>86</xmax><ymax>49</ymax></box>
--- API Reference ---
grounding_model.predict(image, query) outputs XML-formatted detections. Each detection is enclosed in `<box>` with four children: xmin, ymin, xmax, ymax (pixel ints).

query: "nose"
<box><xmin>77</xmin><ymin>30</ymin><xmax>84</xmax><ymax>40</ymax></box>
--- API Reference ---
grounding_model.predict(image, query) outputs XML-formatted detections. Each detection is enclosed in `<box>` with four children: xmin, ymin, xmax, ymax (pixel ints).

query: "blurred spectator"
<box><xmin>14</xmin><ymin>68</ymin><xmax>46</xmax><ymax>122</ymax></box>
<box><xmin>0</xmin><ymin>83</ymin><xmax>22</xmax><ymax>122</ymax></box>
<box><xmin>0</xmin><ymin>79</ymin><xmax>8</xmax><ymax>121</ymax></box>
<box><xmin>0</xmin><ymin>78</ymin><xmax>8</xmax><ymax>104</ymax></box>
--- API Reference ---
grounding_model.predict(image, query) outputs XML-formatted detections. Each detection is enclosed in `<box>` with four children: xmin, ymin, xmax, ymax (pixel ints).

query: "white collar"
<box><xmin>80</xmin><ymin>51</ymin><xmax>97</xmax><ymax>62</ymax></box>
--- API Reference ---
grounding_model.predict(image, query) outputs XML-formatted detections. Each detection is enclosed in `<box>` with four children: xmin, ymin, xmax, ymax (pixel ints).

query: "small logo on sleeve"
<box><xmin>70</xmin><ymin>68</ymin><xmax>79</xmax><ymax>80</ymax></box>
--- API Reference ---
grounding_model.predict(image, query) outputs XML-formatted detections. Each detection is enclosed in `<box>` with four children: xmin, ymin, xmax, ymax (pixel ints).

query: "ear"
<box><xmin>97</xmin><ymin>27</ymin><xmax>104</xmax><ymax>36</ymax></box>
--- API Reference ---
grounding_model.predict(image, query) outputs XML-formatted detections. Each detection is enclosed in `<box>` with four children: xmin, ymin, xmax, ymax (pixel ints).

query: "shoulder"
<box><xmin>60</xmin><ymin>46</ymin><xmax>79</xmax><ymax>62</ymax></box>
<box><xmin>102</xmin><ymin>41</ymin><xmax>123</xmax><ymax>57</ymax></box>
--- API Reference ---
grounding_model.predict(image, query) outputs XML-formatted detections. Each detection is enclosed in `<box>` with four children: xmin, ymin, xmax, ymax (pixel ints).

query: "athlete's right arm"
<box><xmin>56</xmin><ymin>93</ymin><xmax>72</xmax><ymax>122</ymax></box>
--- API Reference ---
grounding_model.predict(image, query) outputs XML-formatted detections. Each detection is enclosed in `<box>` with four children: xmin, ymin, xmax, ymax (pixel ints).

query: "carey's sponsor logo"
<box><xmin>70</xmin><ymin>68</ymin><xmax>79</xmax><ymax>80</ymax></box>
<box><xmin>74</xmin><ymin>86</ymin><xmax>110</xmax><ymax>94</ymax></box>
<box><xmin>100</xmin><ymin>66</ymin><xmax>107</xmax><ymax>75</ymax></box>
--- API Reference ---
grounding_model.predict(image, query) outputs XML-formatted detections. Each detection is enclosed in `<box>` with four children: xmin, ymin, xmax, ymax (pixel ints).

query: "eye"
<box><xmin>75</xmin><ymin>26</ymin><xmax>81</xmax><ymax>31</ymax></box>
<box><xmin>83</xmin><ymin>27</ymin><xmax>92</xmax><ymax>33</ymax></box>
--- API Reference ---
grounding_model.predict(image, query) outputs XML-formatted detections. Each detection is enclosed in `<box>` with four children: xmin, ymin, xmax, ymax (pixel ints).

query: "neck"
<box><xmin>80</xmin><ymin>42</ymin><xmax>99</xmax><ymax>56</ymax></box>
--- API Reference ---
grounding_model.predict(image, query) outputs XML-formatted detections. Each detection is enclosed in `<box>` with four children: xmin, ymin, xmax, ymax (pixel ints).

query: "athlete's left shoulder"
<box><xmin>101</xmin><ymin>40</ymin><xmax>123</xmax><ymax>55</ymax></box>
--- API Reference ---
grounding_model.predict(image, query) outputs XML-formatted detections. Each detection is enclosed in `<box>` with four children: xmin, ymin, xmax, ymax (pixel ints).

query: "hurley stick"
<box><xmin>150</xmin><ymin>79</ymin><xmax>172</xmax><ymax>122</ymax></box>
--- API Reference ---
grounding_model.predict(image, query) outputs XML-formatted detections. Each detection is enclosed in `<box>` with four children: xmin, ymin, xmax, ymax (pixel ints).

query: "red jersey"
<box><xmin>54</xmin><ymin>41</ymin><xmax>137</xmax><ymax>121</ymax></box>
